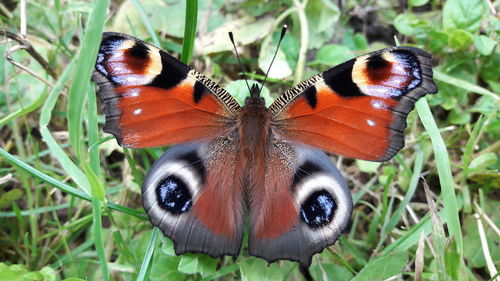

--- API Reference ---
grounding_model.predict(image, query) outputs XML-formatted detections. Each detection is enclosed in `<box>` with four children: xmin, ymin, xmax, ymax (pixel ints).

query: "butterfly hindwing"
<box><xmin>142</xmin><ymin>139</ymin><xmax>245</xmax><ymax>257</ymax></box>
<box><xmin>269</xmin><ymin>46</ymin><xmax>438</xmax><ymax>161</ymax></box>
<box><xmin>248</xmin><ymin>142</ymin><xmax>352</xmax><ymax>266</ymax></box>
<box><xmin>92</xmin><ymin>32</ymin><xmax>240</xmax><ymax>148</ymax></box>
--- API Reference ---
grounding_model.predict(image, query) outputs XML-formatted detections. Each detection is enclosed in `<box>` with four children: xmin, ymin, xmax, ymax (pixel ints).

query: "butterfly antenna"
<box><xmin>259</xmin><ymin>25</ymin><xmax>287</xmax><ymax>94</ymax></box>
<box><xmin>228</xmin><ymin>31</ymin><xmax>252</xmax><ymax>94</ymax></box>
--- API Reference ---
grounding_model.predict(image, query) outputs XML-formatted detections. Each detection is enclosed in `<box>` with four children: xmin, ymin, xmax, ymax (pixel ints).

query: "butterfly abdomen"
<box><xmin>235</xmin><ymin>101</ymin><xmax>271</xmax><ymax>190</ymax></box>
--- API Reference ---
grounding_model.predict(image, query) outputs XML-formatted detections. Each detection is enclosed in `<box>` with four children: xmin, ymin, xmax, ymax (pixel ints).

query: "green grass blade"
<box><xmin>136</xmin><ymin>228</ymin><xmax>159</xmax><ymax>281</ymax></box>
<box><xmin>0</xmin><ymin>147</ymin><xmax>146</xmax><ymax>220</ymax></box>
<box><xmin>67</xmin><ymin>0</ymin><xmax>109</xmax><ymax>160</ymax></box>
<box><xmin>38</xmin><ymin>59</ymin><xmax>91</xmax><ymax>194</ymax></box>
<box><xmin>434</xmin><ymin>70</ymin><xmax>499</xmax><ymax>101</ymax></box>
<box><xmin>130</xmin><ymin>0</ymin><xmax>161</xmax><ymax>46</ymax></box>
<box><xmin>415</xmin><ymin>98</ymin><xmax>463</xmax><ymax>255</ymax></box>
<box><xmin>181</xmin><ymin>0</ymin><xmax>198</xmax><ymax>64</ymax></box>
<box><xmin>385</xmin><ymin>149</ymin><xmax>424</xmax><ymax>232</ymax></box>
<box><xmin>92</xmin><ymin>196</ymin><xmax>109</xmax><ymax>281</ymax></box>
<box><xmin>0</xmin><ymin>88</ymin><xmax>48</xmax><ymax>127</ymax></box>
<box><xmin>87</xmin><ymin>86</ymin><xmax>100</xmax><ymax>175</ymax></box>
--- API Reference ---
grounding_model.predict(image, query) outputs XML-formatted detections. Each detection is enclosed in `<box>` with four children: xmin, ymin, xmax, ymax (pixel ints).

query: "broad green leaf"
<box><xmin>427</xmin><ymin>30</ymin><xmax>448</xmax><ymax>53</ymax></box>
<box><xmin>342</xmin><ymin>30</ymin><xmax>368</xmax><ymax>51</ymax></box>
<box><xmin>196</xmin><ymin>16</ymin><xmax>274</xmax><ymax>54</ymax></box>
<box><xmin>393</xmin><ymin>14</ymin><xmax>429</xmax><ymax>37</ymax></box>
<box><xmin>472</xmin><ymin>35</ymin><xmax>497</xmax><ymax>56</ymax></box>
<box><xmin>463</xmin><ymin>209</ymin><xmax>500</xmax><ymax>268</ymax></box>
<box><xmin>305</xmin><ymin>0</ymin><xmax>340</xmax><ymax>48</ymax></box>
<box><xmin>443</xmin><ymin>0</ymin><xmax>486</xmax><ymax>32</ymax></box>
<box><xmin>310</xmin><ymin>263</ymin><xmax>354</xmax><ymax>281</ymax></box>
<box><xmin>0</xmin><ymin>263</ymin><xmax>58</xmax><ymax>281</ymax></box>
<box><xmin>351</xmin><ymin>252</ymin><xmax>408</xmax><ymax>281</ymax></box>
<box><xmin>178</xmin><ymin>254</ymin><xmax>218</xmax><ymax>278</ymax></box>
<box><xmin>258</xmin><ymin>44</ymin><xmax>292</xmax><ymax>79</ymax></box>
<box><xmin>470</xmin><ymin>95</ymin><xmax>496</xmax><ymax>115</ymax></box>
<box><xmin>150</xmin><ymin>254</ymin><xmax>187</xmax><ymax>281</ymax></box>
<box><xmin>312</xmin><ymin>44</ymin><xmax>354</xmax><ymax>66</ymax></box>
<box><xmin>479</xmin><ymin>52</ymin><xmax>500</xmax><ymax>83</ymax></box>
<box><xmin>240</xmin><ymin>257</ymin><xmax>291</xmax><ymax>281</ymax></box>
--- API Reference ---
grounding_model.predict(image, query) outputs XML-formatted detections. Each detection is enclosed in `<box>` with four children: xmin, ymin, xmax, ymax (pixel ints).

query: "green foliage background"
<box><xmin>0</xmin><ymin>0</ymin><xmax>498</xmax><ymax>280</ymax></box>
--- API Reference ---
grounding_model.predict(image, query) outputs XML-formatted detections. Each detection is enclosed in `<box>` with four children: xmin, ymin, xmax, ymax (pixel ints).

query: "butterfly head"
<box><xmin>245</xmin><ymin>83</ymin><xmax>265</xmax><ymax>107</ymax></box>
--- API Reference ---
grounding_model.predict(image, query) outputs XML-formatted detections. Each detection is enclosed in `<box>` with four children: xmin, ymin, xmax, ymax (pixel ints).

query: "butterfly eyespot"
<box><xmin>156</xmin><ymin>175</ymin><xmax>193</xmax><ymax>215</ymax></box>
<box><xmin>299</xmin><ymin>190</ymin><xmax>336</xmax><ymax>229</ymax></box>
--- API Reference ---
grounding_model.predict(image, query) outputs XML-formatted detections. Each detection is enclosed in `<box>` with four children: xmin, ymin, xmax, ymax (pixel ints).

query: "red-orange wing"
<box><xmin>92</xmin><ymin>32</ymin><xmax>240</xmax><ymax>148</ymax></box>
<box><xmin>269</xmin><ymin>47</ymin><xmax>438</xmax><ymax>161</ymax></box>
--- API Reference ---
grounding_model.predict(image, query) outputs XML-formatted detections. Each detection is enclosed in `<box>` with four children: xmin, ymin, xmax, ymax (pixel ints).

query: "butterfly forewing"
<box><xmin>269</xmin><ymin>46</ymin><xmax>438</xmax><ymax>161</ymax></box>
<box><xmin>92</xmin><ymin>32</ymin><xmax>240</xmax><ymax>148</ymax></box>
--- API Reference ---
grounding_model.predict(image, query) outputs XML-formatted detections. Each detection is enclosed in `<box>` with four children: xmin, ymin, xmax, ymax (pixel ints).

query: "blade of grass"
<box><xmin>0</xmin><ymin>147</ymin><xmax>146</xmax><ymax>220</ymax></box>
<box><xmin>381</xmin><ymin>195</ymin><xmax>463</xmax><ymax>254</ymax></box>
<box><xmin>181</xmin><ymin>0</ymin><xmax>198</xmax><ymax>64</ymax></box>
<box><xmin>39</xmin><ymin>59</ymin><xmax>91</xmax><ymax>194</ymax></box>
<box><xmin>69</xmin><ymin>2</ymin><xmax>110</xmax><ymax>279</ymax></box>
<box><xmin>434</xmin><ymin>70</ymin><xmax>499</xmax><ymax>101</ymax></box>
<box><xmin>67</xmin><ymin>0</ymin><xmax>108</xmax><ymax>162</ymax></box>
<box><xmin>461</xmin><ymin>116</ymin><xmax>486</xmax><ymax>213</ymax></box>
<box><xmin>87</xmin><ymin>86</ymin><xmax>100</xmax><ymax>175</ymax></box>
<box><xmin>136</xmin><ymin>228</ymin><xmax>159</xmax><ymax>281</ymax></box>
<box><xmin>0</xmin><ymin>87</ymin><xmax>48</xmax><ymax>127</ymax></box>
<box><xmin>385</xmin><ymin>149</ymin><xmax>424</xmax><ymax>233</ymax></box>
<box><xmin>130</xmin><ymin>0</ymin><xmax>161</xmax><ymax>47</ymax></box>
<box><xmin>92</xmin><ymin>195</ymin><xmax>109</xmax><ymax>281</ymax></box>
<box><xmin>415</xmin><ymin>99</ymin><xmax>463</xmax><ymax>255</ymax></box>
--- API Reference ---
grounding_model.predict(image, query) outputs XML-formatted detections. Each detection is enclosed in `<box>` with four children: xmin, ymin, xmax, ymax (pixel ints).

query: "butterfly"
<box><xmin>92</xmin><ymin>31</ymin><xmax>437</xmax><ymax>266</ymax></box>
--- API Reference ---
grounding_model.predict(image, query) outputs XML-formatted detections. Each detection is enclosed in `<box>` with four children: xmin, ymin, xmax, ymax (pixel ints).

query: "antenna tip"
<box><xmin>280</xmin><ymin>25</ymin><xmax>288</xmax><ymax>39</ymax></box>
<box><xmin>228</xmin><ymin>31</ymin><xmax>235</xmax><ymax>43</ymax></box>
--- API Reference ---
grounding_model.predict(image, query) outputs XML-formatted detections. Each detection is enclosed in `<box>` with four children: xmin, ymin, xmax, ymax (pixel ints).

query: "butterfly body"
<box><xmin>93</xmin><ymin>32</ymin><xmax>437</xmax><ymax>266</ymax></box>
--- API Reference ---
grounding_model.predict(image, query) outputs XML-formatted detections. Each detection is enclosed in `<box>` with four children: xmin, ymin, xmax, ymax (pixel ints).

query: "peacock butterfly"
<box><xmin>92</xmin><ymin>29</ymin><xmax>437</xmax><ymax>266</ymax></box>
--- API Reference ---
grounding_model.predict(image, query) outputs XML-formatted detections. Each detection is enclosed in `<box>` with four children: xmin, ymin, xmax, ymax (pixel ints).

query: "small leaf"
<box><xmin>448</xmin><ymin>29</ymin><xmax>473</xmax><ymax>50</ymax></box>
<box><xmin>473</xmin><ymin>35</ymin><xmax>497</xmax><ymax>56</ymax></box>
<box><xmin>447</xmin><ymin>108</ymin><xmax>471</xmax><ymax>125</ymax></box>
<box><xmin>226</xmin><ymin>80</ymin><xmax>274</xmax><ymax>107</ymax></box>
<box><xmin>356</xmin><ymin>160</ymin><xmax>381</xmax><ymax>174</ymax></box>
<box><xmin>468</xmin><ymin>153</ymin><xmax>497</xmax><ymax>170</ymax></box>
<box><xmin>310</xmin><ymin>263</ymin><xmax>354</xmax><ymax>281</ymax></box>
<box><xmin>351</xmin><ymin>252</ymin><xmax>408</xmax><ymax>281</ymax></box>
<box><xmin>0</xmin><ymin>189</ymin><xmax>23</xmax><ymax>209</ymax></box>
<box><xmin>409</xmin><ymin>0</ymin><xmax>429</xmax><ymax>7</ymax></box>
<box><xmin>343</xmin><ymin>31</ymin><xmax>368</xmax><ymax>51</ymax></box>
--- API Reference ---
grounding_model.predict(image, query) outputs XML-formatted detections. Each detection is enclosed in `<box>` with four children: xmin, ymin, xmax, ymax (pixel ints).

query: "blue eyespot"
<box><xmin>300</xmin><ymin>190</ymin><xmax>336</xmax><ymax>229</ymax></box>
<box><xmin>156</xmin><ymin>175</ymin><xmax>192</xmax><ymax>215</ymax></box>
